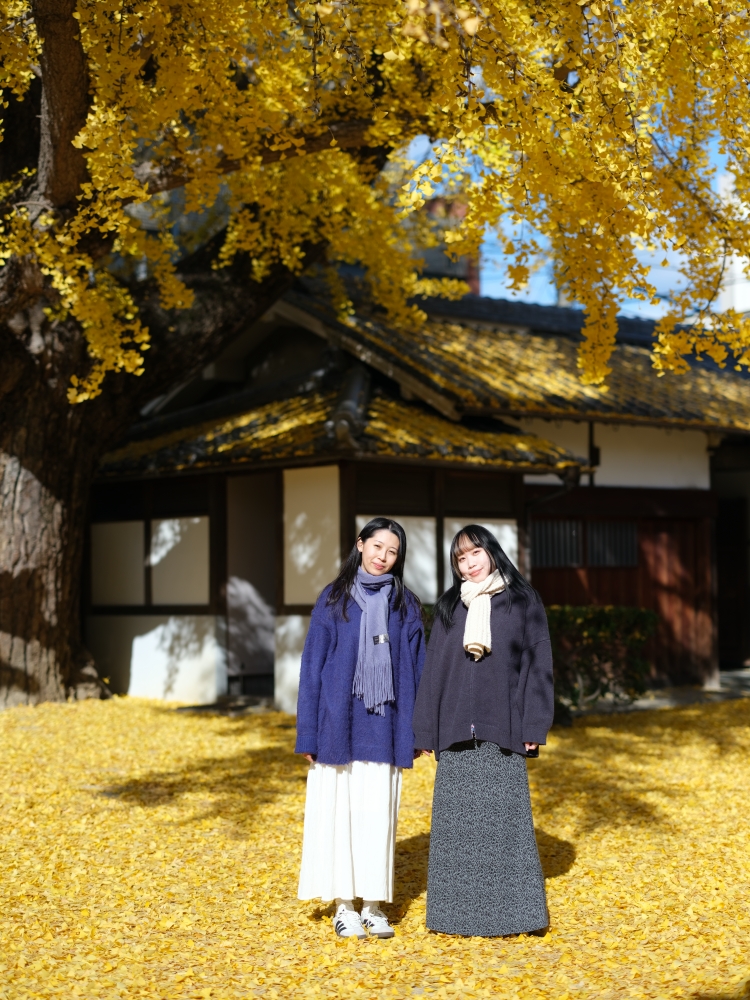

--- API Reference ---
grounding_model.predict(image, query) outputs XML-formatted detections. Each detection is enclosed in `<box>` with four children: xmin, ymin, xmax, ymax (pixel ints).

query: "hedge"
<box><xmin>547</xmin><ymin>605</ymin><xmax>658</xmax><ymax>715</ymax></box>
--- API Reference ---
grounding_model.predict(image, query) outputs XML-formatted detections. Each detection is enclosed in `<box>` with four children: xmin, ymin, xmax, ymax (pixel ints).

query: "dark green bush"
<box><xmin>547</xmin><ymin>605</ymin><xmax>658</xmax><ymax>714</ymax></box>
<box><xmin>421</xmin><ymin>604</ymin><xmax>435</xmax><ymax>642</ymax></box>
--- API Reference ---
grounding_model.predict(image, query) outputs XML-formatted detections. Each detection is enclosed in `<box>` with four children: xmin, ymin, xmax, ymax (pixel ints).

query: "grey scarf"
<box><xmin>351</xmin><ymin>568</ymin><xmax>395</xmax><ymax>716</ymax></box>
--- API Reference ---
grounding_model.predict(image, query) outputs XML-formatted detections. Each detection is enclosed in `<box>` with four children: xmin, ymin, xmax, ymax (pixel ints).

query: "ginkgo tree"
<box><xmin>2</xmin><ymin>0</ymin><xmax>750</xmax><ymax>703</ymax></box>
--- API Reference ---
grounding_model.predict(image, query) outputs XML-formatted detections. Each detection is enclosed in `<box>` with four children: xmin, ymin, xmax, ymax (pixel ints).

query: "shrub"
<box><xmin>547</xmin><ymin>605</ymin><xmax>658</xmax><ymax>715</ymax></box>
<box><xmin>421</xmin><ymin>604</ymin><xmax>435</xmax><ymax>642</ymax></box>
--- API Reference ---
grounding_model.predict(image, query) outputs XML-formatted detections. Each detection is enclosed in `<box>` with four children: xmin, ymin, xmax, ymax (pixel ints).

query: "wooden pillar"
<box><xmin>434</xmin><ymin>468</ymin><xmax>445</xmax><ymax>599</ymax></box>
<box><xmin>143</xmin><ymin>479</ymin><xmax>153</xmax><ymax>607</ymax></box>
<box><xmin>209</xmin><ymin>474</ymin><xmax>227</xmax><ymax>616</ymax></box>
<box><xmin>515</xmin><ymin>474</ymin><xmax>532</xmax><ymax>582</ymax></box>
<box><xmin>275</xmin><ymin>468</ymin><xmax>284</xmax><ymax>615</ymax></box>
<box><xmin>339</xmin><ymin>461</ymin><xmax>357</xmax><ymax>560</ymax></box>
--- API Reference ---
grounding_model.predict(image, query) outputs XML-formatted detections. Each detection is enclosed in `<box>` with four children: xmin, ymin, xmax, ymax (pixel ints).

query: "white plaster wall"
<box><xmin>150</xmin><ymin>516</ymin><xmax>210</xmax><ymax>605</ymax></box>
<box><xmin>519</xmin><ymin>418</ymin><xmax>710</xmax><ymax>489</ymax></box>
<box><xmin>284</xmin><ymin>466</ymin><xmax>340</xmax><ymax>605</ymax></box>
<box><xmin>717</xmin><ymin>174</ymin><xmax>750</xmax><ymax>314</ymax></box>
<box><xmin>225</xmin><ymin>578</ymin><xmax>275</xmax><ymax>677</ymax></box>
<box><xmin>90</xmin><ymin>521</ymin><xmax>145</xmax><ymax>605</ymax></box>
<box><xmin>519</xmin><ymin>419</ymin><xmax>588</xmax><ymax>486</ymax></box>
<box><xmin>717</xmin><ymin>254</ymin><xmax>750</xmax><ymax>314</ymax></box>
<box><xmin>275</xmin><ymin>615</ymin><xmax>311</xmax><ymax>715</ymax></box>
<box><xmin>594</xmin><ymin>424</ymin><xmax>709</xmax><ymax>489</ymax></box>
<box><xmin>519</xmin><ymin>418</ymin><xmax>589</xmax><ymax>462</ymax></box>
<box><xmin>86</xmin><ymin>614</ymin><xmax>227</xmax><ymax>703</ymax></box>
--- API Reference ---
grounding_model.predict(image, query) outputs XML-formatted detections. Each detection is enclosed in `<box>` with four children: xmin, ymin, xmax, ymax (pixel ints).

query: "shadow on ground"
<box><xmin>385</xmin><ymin>828</ymin><xmax>574</xmax><ymax>923</ymax></box>
<box><xmin>392</xmin><ymin>832</ymin><xmax>430</xmax><ymax>920</ymax></box>
<box><xmin>94</xmin><ymin>701</ymin><xmax>750</xmax><ymax>871</ymax></box>
<box><xmin>536</xmin><ymin>828</ymin><xmax>576</xmax><ymax>879</ymax></box>
<box><xmin>96</xmin><ymin>711</ymin><xmax>303</xmax><ymax>835</ymax></box>
<box><xmin>302</xmin><ymin>833</ymin><xmax>432</xmax><ymax>926</ymax></box>
<box><xmin>691</xmin><ymin>990</ymin><xmax>750</xmax><ymax>1000</ymax></box>
<box><xmin>533</xmin><ymin>700</ymin><xmax>750</xmax><ymax>836</ymax></box>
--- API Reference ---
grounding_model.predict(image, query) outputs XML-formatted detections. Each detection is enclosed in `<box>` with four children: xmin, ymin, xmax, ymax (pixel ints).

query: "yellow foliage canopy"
<box><xmin>3</xmin><ymin>1</ymin><xmax>750</xmax><ymax>396</ymax></box>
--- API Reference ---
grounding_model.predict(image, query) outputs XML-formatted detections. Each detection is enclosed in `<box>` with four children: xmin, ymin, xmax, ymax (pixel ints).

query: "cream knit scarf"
<box><xmin>460</xmin><ymin>569</ymin><xmax>505</xmax><ymax>661</ymax></box>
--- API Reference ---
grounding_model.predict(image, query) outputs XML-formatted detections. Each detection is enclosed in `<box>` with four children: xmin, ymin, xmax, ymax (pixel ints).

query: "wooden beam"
<box><xmin>270</xmin><ymin>299</ymin><xmax>461</xmax><ymax>421</ymax></box>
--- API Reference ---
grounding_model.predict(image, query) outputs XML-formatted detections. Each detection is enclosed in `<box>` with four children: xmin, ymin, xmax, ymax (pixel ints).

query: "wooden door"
<box><xmin>532</xmin><ymin>516</ymin><xmax>716</xmax><ymax>684</ymax></box>
<box><xmin>716</xmin><ymin>498</ymin><xmax>748</xmax><ymax>667</ymax></box>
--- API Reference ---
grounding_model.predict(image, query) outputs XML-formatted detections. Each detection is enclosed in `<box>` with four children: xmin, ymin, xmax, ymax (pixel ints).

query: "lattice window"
<box><xmin>530</xmin><ymin>520</ymin><xmax>582</xmax><ymax>568</ymax></box>
<box><xmin>588</xmin><ymin>521</ymin><xmax>638</xmax><ymax>567</ymax></box>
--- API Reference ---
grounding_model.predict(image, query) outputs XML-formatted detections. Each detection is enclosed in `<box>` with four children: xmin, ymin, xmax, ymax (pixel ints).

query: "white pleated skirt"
<box><xmin>298</xmin><ymin>760</ymin><xmax>402</xmax><ymax>903</ymax></box>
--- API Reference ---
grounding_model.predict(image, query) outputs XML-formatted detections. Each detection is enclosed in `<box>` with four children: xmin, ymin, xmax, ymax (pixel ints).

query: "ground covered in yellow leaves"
<box><xmin>1</xmin><ymin>698</ymin><xmax>749</xmax><ymax>1000</ymax></box>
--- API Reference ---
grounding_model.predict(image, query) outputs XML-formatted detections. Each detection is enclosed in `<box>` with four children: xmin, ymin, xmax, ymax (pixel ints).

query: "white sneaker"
<box><xmin>333</xmin><ymin>903</ymin><xmax>366</xmax><ymax>939</ymax></box>
<box><xmin>361</xmin><ymin>904</ymin><xmax>395</xmax><ymax>939</ymax></box>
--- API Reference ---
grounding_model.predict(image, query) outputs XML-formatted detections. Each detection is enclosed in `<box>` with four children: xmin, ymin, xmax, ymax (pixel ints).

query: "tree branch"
<box><xmin>135</xmin><ymin>118</ymin><xmax>381</xmax><ymax>195</ymax></box>
<box><xmin>31</xmin><ymin>0</ymin><xmax>90</xmax><ymax>207</ymax></box>
<box><xmin>135</xmin><ymin>102</ymin><xmax>498</xmax><ymax>195</ymax></box>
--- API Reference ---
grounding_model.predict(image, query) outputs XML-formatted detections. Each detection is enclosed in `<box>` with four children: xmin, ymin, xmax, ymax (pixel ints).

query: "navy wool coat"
<box><xmin>294</xmin><ymin>585</ymin><xmax>426</xmax><ymax>768</ymax></box>
<box><xmin>412</xmin><ymin>590</ymin><xmax>554</xmax><ymax>758</ymax></box>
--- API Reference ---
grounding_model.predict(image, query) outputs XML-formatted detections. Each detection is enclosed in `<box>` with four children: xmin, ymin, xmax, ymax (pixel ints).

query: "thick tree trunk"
<box><xmin>0</xmin><ymin>247</ymin><xmax>320</xmax><ymax>705</ymax></box>
<box><xmin>0</xmin><ymin>378</ymin><xmax>98</xmax><ymax>705</ymax></box>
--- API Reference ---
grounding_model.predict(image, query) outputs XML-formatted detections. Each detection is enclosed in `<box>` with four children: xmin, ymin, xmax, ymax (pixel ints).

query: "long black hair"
<box><xmin>433</xmin><ymin>523</ymin><xmax>538</xmax><ymax>629</ymax></box>
<box><xmin>327</xmin><ymin>517</ymin><xmax>411</xmax><ymax>619</ymax></box>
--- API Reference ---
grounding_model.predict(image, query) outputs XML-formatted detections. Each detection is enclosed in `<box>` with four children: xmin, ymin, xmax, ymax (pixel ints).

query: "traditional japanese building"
<box><xmin>87</xmin><ymin>281</ymin><xmax>750</xmax><ymax>709</ymax></box>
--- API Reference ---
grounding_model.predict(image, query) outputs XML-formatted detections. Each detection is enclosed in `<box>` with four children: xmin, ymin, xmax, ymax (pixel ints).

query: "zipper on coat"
<box><xmin>469</xmin><ymin>644</ymin><xmax>477</xmax><ymax>749</ymax></box>
<box><xmin>469</xmin><ymin>651</ymin><xmax>475</xmax><ymax>745</ymax></box>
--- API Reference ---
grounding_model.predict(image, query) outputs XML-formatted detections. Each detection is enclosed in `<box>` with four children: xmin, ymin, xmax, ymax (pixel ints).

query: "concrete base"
<box><xmin>570</xmin><ymin>670</ymin><xmax>750</xmax><ymax>718</ymax></box>
<box><xmin>86</xmin><ymin>614</ymin><xmax>227</xmax><ymax>704</ymax></box>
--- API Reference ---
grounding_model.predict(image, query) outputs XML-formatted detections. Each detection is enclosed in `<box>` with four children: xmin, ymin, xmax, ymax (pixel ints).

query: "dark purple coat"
<box><xmin>412</xmin><ymin>590</ymin><xmax>554</xmax><ymax>758</ymax></box>
<box><xmin>294</xmin><ymin>586</ymin><xmax>426</xmax><ymax>768</ymax></box>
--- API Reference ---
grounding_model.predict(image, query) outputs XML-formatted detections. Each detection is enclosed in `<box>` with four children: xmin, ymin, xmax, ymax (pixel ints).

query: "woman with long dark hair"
<box><xmin>413</xmin><ymin>524</ymin><xmax>553</xmax><ymax>938</ymax></box>
<box><xmin>295</xmin><ymin>517</ymin><xmax>425</xmax><ymax>939</ymax></box>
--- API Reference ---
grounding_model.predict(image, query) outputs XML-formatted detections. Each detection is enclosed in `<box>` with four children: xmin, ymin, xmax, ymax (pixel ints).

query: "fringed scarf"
<box><xmin>351</xmin><ymin>568</ymin><xmax>395</xmax><ymax>715</ymax></box>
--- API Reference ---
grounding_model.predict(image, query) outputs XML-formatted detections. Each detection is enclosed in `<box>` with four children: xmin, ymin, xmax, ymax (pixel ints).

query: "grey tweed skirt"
<box><xmin>426</xmin><ymin>740</ymin><xmax>548</xmax><ymax>937</ymax></box>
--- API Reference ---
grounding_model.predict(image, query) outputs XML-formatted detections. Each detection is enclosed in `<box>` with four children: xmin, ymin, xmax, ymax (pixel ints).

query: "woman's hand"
<box><xmin>414</xmin><ymin>749</ymin><xmax>432</xmax><ymax>758</ymax></box>
<box><xmin>524</xmin><ymin>743</ymin><xmax>539</xmax><ymax>753</ymax></box>
<box><xmin>297</xmin><ymin>753</ymin><xmax>315</xmax><ymax>764</ymax></box>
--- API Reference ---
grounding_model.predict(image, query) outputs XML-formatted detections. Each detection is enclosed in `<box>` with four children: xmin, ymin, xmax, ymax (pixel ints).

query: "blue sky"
<box><xmin>479</xmin><ymin>230</ymin><xmax>689</xmax><ymax>320</ymax></box>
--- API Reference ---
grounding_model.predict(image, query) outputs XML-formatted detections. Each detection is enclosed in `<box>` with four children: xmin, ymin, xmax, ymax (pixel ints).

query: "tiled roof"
<box><xmin>416</xmin><ymin>294</ymin><xmax>657</xmax><ymax>346</ymax></box>
<box><xmin>99</xmin><ymin>394</ymin><xmax>335</xmax><ymax>478</ymax></box>
<box><xmin>363</xmin><ymin>395</ymin><xmax>580</xmax><ymax>471</ymax></box>
<box><xmin>282</xmin><ymin>292</ymin><xmax>750</xmax><ymax>432</ymax></box>
<box><xmin>98</xmin><ymin>391</ymin><xmax>583</xmax><ymax>479</ymax></box>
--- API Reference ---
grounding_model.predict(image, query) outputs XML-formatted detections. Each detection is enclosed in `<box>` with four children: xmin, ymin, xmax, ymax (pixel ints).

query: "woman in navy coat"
<box><xmin>295</xmin><ymin>517</ymin><xmax>425</xmax><ymax>939</ymax></box>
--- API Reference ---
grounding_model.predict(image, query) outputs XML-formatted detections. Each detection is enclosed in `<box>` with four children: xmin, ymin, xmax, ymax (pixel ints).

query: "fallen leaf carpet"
<box><xmin>1</xmin><ymin>697</ymin><xmax>749</xmax><ymax>1000</ymax></box>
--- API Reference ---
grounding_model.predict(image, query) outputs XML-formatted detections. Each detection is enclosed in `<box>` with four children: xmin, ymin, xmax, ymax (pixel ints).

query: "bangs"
<box><xmin>450</xmin><ymin>529</ymin><xmax>496</xmax><ymax>574</ymax></box>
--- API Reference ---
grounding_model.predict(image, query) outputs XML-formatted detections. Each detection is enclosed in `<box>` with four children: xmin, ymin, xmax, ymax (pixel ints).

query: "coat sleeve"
<box><xmin>294</xmin><ymin>597</ymin><xmax>334</xmax><ymax>757</ymax></box>
<box><xmin>407</xmin><ymin>598</ymin><xmax>426</xmax><ymax>693</ymax></box>
<box><xmin>518</xmin><ymin>597</ymin><xmax>555</xmax><ymax>746</ymax></box>
<box><xmin>412</xmin><ymin>617</ymin><xmax>444</xmax><ymax>750</ymax></box>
